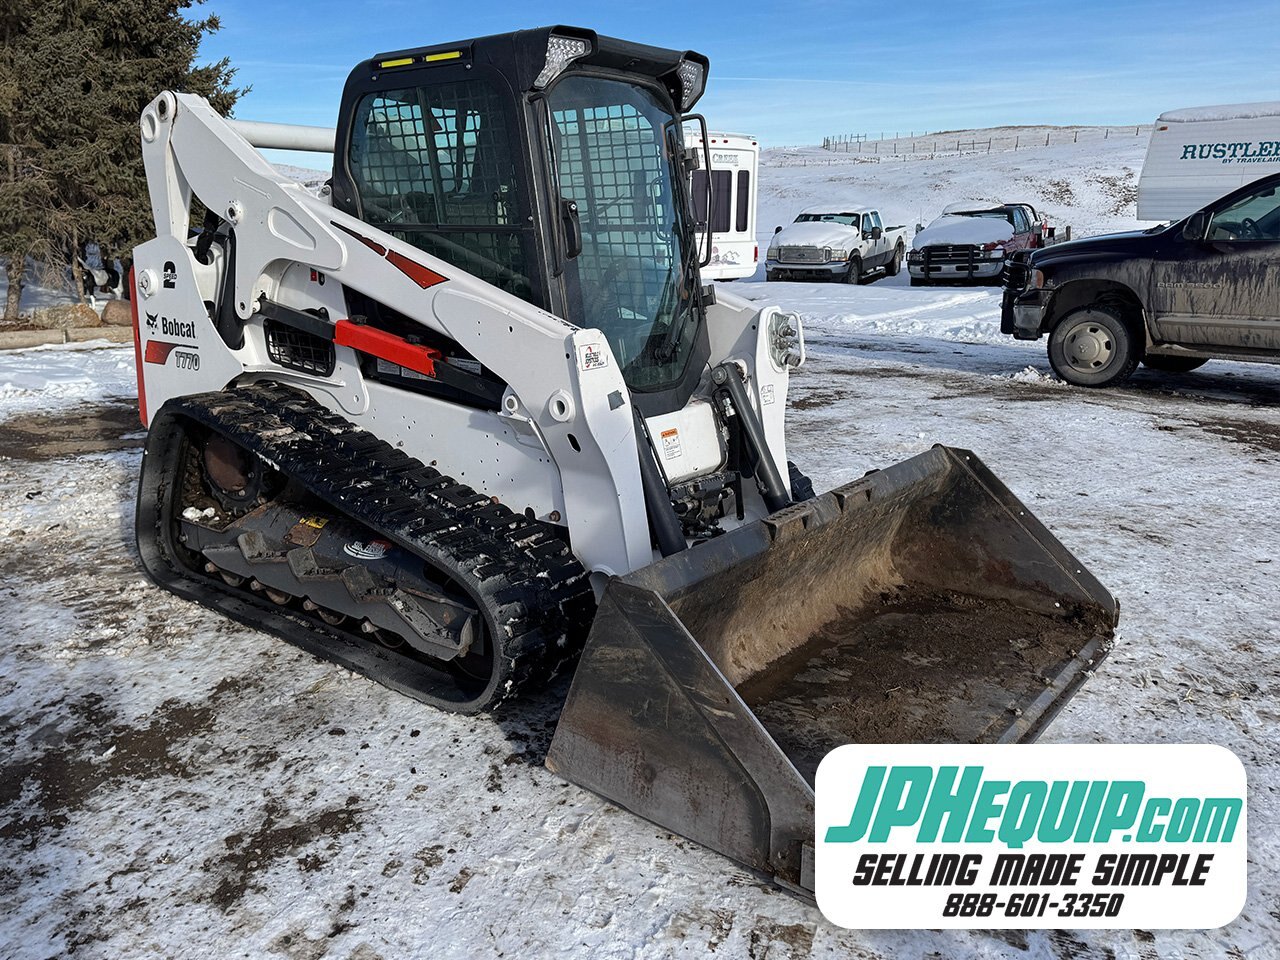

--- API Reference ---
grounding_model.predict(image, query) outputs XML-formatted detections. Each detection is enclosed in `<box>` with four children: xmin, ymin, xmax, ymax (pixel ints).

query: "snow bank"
<box><xmin>911</xmin><ymin>214</ymin><xmax>1013</xmax><ymax>249</ymax></box>
<box><xmin>1159</xmin><ymin>101</ymin><xmax>1280</xmax><ymax>123</ymax></box>
<box><xmin>0</xmin><ymin>343</ymin><xmax>135</xmax><ymax>420</ymax></box>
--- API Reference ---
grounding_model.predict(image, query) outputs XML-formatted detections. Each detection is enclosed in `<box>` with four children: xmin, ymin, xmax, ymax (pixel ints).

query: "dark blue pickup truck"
<box><xmin>1002</xmin><ymin>172</ymin><xmax>1280</xmax><ymax>387</ymax></box>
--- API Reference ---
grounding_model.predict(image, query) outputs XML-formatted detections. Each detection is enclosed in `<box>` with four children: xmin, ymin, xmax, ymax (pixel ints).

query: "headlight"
<box><xmin>829</xmin><ymin>248</ymin><xmax>848</xmax><ymax>261</ymax></box>
<box><xmin>766</xmin><ymin>247</ymin><xmax>778</xmax><ymax>260</ymax></box>
<box><xmin>907</xmin><ymin>249</ymin><xmax>923</xmax><ymax>261</ymax></box>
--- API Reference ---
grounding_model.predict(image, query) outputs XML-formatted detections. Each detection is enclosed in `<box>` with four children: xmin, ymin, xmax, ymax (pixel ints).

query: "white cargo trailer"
<box><xmin>1137</xmin><ymin>102</ymin><xmax>1280</xmax><ymax>221</ymax></box>
<box><xmin>687</xmin><ymin>131</ymin><xmax>759</xmax><ymax>280</ymax></box>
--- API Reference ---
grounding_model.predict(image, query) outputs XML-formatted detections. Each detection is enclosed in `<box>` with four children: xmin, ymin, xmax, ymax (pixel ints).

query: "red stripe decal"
<box><xmin>332</xmin><ymin>221</ymin><xmax>445</xmax><ymax>289</ymax></box>
<box><xmin>334</xmin><ymin>320</ymin><xmax>441</xmax><ymax>377</ymax></box>
<box><xmin>129</xmin><ymin>268</ymin><xmax>147</xmax><ymax>425</ymax></box>
<box><xmin>144</xmin><ymin>340</ymin><xmax>181</xmax><ymax>365</ymax></box>
<box><xmin>386</xmin><ymin>249</ymin><xmax>446</xmax><ymax>289</ymax></box>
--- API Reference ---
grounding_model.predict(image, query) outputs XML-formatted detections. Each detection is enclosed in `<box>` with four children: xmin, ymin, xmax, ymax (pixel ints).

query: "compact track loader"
<box><xmin>130</xmin><ymin>26</ymin><xmax>1116</xmax><ymax>894</ymax></box>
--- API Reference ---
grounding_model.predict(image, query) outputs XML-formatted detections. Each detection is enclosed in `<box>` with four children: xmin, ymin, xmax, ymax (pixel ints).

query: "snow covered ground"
<box><xmin>750</xmin><ymin>126</ymin><xmax>1155</xmax><ymax>279</ymax></box>
<box><xmin>2</xmin><ymin>128</ymin><xmax>1279</xmax><ymax>959</ymax></box>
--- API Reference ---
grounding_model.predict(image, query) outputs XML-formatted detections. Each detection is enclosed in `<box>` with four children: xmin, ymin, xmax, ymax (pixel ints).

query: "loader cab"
<box><xmin>330</xmin><ymin>27</ymin><xmax>713</xmax><ymax>415</ymax></box>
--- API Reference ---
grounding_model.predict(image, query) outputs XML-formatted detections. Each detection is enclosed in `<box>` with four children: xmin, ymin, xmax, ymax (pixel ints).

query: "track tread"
<box><xmin>152</xmin><ymin>382</ymin><xmax>594</xmax><ymax>710</ymax></box>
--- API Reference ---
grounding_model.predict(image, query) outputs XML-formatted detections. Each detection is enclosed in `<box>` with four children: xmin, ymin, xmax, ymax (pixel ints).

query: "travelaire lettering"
<box><xmin>1179</xmin><ymin>141</ymin><xmax>1280</xmax><ymax>163</ymax></box>
<box><xmin>161</xmin><ymin>316</ymin><xmax>197</xmax><ymax>339</ymax></box>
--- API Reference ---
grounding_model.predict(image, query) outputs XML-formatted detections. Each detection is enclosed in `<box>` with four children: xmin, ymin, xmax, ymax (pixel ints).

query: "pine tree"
<box><xmin>0</xmin><ymin>0</ymin><xmax>244</xmax><ymax>320</ymax></box>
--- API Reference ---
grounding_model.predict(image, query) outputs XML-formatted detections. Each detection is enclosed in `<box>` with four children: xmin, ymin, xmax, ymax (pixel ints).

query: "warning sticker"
<box><xmin>578</xmin><ymin>342</ymin><xmax>609</xmax><ymax>371</ymax></box>
<box><xmin>660</xmin><ymin>428</ymin><xmax>682</xmax><ymax>460</ymax></box>
<box><xmin>761</xmin><ymin>383</ymin><xmax>776</xmax><ymax>405</ymax></box>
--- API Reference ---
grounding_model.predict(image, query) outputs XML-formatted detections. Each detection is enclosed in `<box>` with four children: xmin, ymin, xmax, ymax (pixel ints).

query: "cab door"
<box><xmin>864</xmin><ymin>211</ymin><xmax>888</xmax><ymax>267</ymax></box>
<box><xmin>1151</xmin><ymin>179</ymin><xmax>1280</xmax><ymax>350</ymax></box>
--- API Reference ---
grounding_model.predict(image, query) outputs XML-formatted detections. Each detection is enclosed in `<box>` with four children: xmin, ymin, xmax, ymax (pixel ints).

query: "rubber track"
<box><xmin>151</xmin><ymin>382</ymin><xmax>595</xmax><ymax>709</ymax></box>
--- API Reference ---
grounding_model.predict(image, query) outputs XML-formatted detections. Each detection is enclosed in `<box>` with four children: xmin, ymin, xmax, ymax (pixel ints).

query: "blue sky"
<box><xmin>200</xmin><ymin>0</ymin><xmax>1279</xmax><ymax>150</ymax></box>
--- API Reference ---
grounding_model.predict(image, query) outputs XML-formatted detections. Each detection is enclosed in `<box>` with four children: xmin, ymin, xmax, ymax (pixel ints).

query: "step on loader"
<box><xmin>130</xmin><ymin>26</ymin><xmax>1116</xmax><ymax>896</ymax></box>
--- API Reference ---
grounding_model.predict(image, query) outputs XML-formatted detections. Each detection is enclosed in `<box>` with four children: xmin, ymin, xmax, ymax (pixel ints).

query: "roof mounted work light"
<box><xmin>675</xmin><ymin>58</ymin><xmax>705</xmax><ymax>111</ymax></box>
<box><xmin>535</xmin><ymin>35</ymin><xmax>589</xmax><ymax>88</ymax></box>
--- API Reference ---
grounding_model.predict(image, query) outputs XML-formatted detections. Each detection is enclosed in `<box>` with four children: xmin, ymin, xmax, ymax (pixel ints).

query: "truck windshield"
<box><xmin>796</xmin><ymin>213</ymin><xmax>859</xmax><ymax>225</ymax></box>
<box><xmin>548</xmin><ymin>75</ymin><xmax>700</xmax><ymax>392</ymax></box>
<box><xmin>952</xmin><ymin>209</ymin><xmax>1015</xmax><ymax>225</ymax></box>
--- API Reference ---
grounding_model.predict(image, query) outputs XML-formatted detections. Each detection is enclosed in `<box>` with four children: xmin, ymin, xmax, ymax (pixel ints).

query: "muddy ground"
<box><xmin>1</xmin><ymin>338</ymin><xmax>1278</xmax><ymax>959</ymax></box>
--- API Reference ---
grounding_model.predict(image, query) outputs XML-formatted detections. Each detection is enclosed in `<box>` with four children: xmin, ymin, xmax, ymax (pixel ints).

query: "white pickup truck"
<box><xmin>765</xmin><ymin>203</ymin><xmax>908</xmax><ymax>283</ymax></box>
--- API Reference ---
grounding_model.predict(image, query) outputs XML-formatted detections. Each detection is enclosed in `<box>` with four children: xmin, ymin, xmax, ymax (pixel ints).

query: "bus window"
<box><xmin>736</xmin><ymin>170</ymin><xmax>750</xmax><ymax>232</ymax></box>
<box><xmin>710</xmin><ymin>169</ymin><xmax>731</xmax><ymax>233</ymax></box>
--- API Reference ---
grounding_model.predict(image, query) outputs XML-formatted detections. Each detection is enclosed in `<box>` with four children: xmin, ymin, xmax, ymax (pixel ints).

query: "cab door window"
<box><xmin>1210</xmin><ymin>183</ymin><xmax>1280</xmax><ymax>241</ymax></box>
<box><xmin>349</xmin><ymin>78</ymin><xmax>534</xmax><ymax>301</ymax></box>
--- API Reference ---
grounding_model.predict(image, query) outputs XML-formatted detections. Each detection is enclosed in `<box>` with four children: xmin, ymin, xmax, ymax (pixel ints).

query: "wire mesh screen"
<box><xmin>349</xmin><ymin>78</ymin><xmax>533</xmax><ymax>301</ymax></box>
<box><xmin>264</xmin><ymin>319</ymin><xmax>336</xmax><ymax>377</ymax></box>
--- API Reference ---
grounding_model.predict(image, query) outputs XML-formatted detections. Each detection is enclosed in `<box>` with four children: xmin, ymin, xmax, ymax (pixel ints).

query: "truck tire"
<box><xmin>843</xmin><ymin>256</ymin><xmax>862</xmax><ymax>284</ymax></box>
<box><xmin>885</xmin><ymin>243</ymin><xmax>904</xmax><ymax>277</ymax></box>
<box><xmin>1047</xmin><ymin>305</ymin><xmax>1141</xmax><ymax>387</ymax></box>
<box><xmin>1142</xmin><ymin>355</ymin><xmax>1208</xmax><ymax>373</ymax></box>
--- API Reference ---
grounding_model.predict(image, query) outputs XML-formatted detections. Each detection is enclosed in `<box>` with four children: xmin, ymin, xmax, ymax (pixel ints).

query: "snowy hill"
<box><xmin>751</xmin><ymin>124</ymin><xmax>1153</xmax><ymax>280</ymax></box>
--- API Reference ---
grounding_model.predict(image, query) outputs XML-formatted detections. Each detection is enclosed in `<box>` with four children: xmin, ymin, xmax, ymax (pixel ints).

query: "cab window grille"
<box><xmin>264</xmin><ymin>318</ymin><xmax>336</xmax><ymax>377</ymax></box>
<box><xmin>551</xmin><ymin>97</ymin><xmax>673</xmax><ymax>356</ymax></box>
<box><xmin>349</xmin><ymin>79</ymin><xmax>533</xmax><ymax>301</ymax></box>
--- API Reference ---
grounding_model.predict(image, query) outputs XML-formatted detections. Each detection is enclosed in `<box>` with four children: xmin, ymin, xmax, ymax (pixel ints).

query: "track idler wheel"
<box><xmin>202</xmin><ymin>433</ymin><xmax>263</xmax><ymax>511</ymax></box>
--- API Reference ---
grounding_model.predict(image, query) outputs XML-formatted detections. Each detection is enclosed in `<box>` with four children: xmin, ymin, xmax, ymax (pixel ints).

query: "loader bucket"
<box><xmin>546</xmin><ymin>445</ymin><xmax>1116</xmax><ymax>894</ymax></box>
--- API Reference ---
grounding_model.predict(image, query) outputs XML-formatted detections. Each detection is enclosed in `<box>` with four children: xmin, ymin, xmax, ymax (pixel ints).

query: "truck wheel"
<box><xmin>844</xmin><ymin>256</ymin><xmax>862</xmax><ymax>284</ymax></box>
<box><xmin>885</xmin><ymin>244</ymin><xmax>904</xmax><ymax>277</ymax></box>
<box><xmin>1142</xmin><ymin>355</ymin><xmax>1208</xmax><ymax>373</ymax></box>
<box><xmin>1047</xmin><ymin>305</ymin><xmax>1140</xmax><ymax>387</ymax></box>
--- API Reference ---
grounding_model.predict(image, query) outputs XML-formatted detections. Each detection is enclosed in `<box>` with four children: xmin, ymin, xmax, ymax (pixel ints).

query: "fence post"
<box><xmin>1015</xmin><ymin>136</ymin><xmax>1019</xmax><ymax>150</ymax></box>
<box><xmin>1045</xmin><ymin>132</ymin><xmax>1050</xmax><ymax>146</ymax></box>
<box><xmin>1074</xmin><ymin>130</ymin><xmax>1078</xmax><ymax>142</ymax></box>
<box><xmin>1105</xmin><ymin>128</ymin><xmax>1109</xmax><ymax>139</ymax></box>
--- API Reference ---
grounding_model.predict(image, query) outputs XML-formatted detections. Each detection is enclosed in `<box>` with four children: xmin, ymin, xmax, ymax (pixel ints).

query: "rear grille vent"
<box><xmin>265</xmin><ymin>318</ymin><xmax>335</xmax><ymax>377</ymax></box>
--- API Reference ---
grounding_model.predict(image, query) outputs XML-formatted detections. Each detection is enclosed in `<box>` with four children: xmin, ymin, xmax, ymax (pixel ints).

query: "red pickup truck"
<box><xmin>907</xmin><ymin>201</ymin><xmax>1049</xmax><ymax>285</ymax></box>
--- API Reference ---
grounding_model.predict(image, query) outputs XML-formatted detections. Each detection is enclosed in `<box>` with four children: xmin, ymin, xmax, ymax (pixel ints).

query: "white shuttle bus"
<box><xmin>1137</xmin><ymin>101</ymin><xmax>1280</xmax><ymax>221</ymax></box>
<box><xmin>687</xmin><ymin>131</ymin><xmax>759</xmax><ymax>280</ymax></box>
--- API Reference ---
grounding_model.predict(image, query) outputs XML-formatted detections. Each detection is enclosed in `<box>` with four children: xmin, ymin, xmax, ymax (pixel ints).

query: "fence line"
<box><xmin>820</xmin><ymin>126</ymin><xmax>1152</xmax><ymax>159</ymax></box>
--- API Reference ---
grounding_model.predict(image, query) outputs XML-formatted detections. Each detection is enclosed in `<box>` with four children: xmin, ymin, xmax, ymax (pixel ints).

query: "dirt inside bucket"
<box><xmin>734</xmin><ymin>585</ymin><xmax>1102</xmax><ymax>782</ymax></box>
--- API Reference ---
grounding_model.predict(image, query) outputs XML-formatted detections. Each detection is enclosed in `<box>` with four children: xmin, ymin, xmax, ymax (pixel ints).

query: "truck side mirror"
<box><xmin>915</xmin><ymin>223</ymin><xmax>924</xmax><ymax>234</ymax></box>
<box><xmin>774</xmin><ymin>225</ymin><xmax>782</xmax><ymax>234</ymax></box>
<box><xmin>871</xmin><ymin>226</ymin><xmax>883</xmax><ymax>240</ymax></box>
<box><xmin>1182</xmin><ymin>210</ymin><xmax>1210</xmax><ymax>242</ymax></box>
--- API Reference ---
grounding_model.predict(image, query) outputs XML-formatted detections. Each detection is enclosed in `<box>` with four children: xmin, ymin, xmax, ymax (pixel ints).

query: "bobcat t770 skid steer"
<box><xmin>130</xmin><ymin>26</ymin><xmax>1117</xmax><ymax>894</ymax></box>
